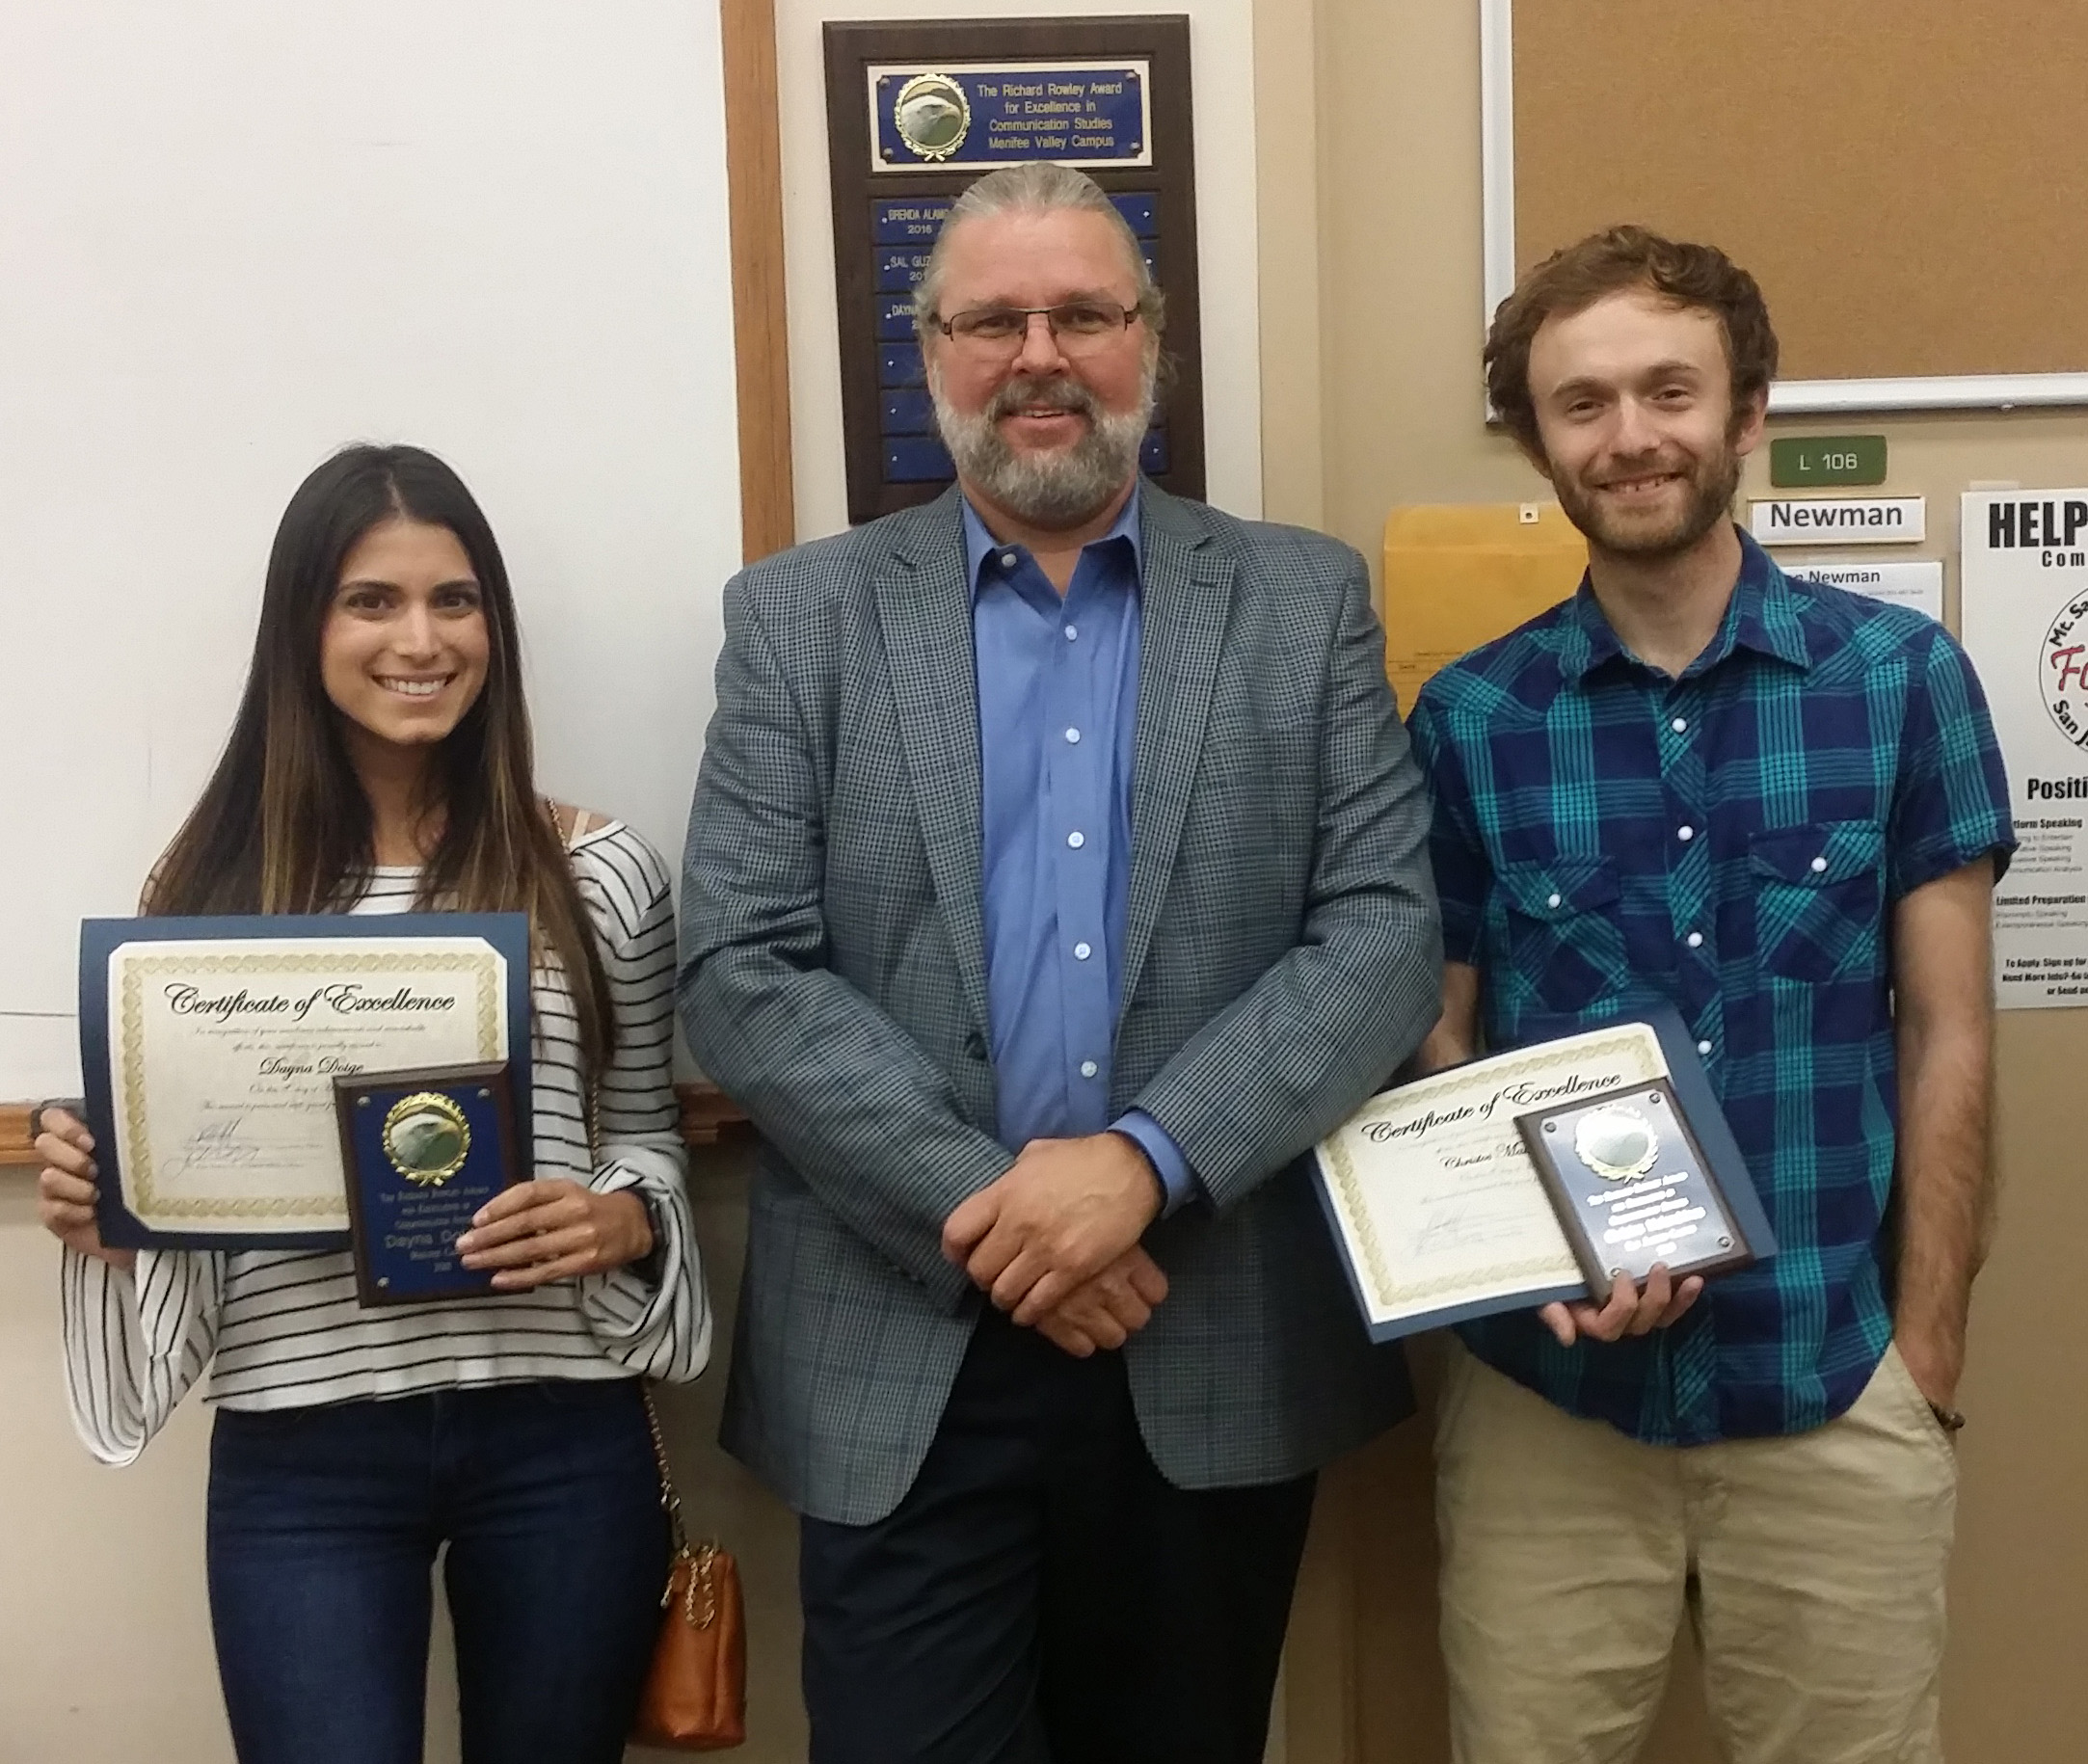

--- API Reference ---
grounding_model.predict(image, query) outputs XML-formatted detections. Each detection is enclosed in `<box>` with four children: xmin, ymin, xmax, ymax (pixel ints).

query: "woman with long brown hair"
<box><xmin>35</xmin><ymin>443</ymin><xmax>709</xmax><ymax>1764</ymax></box>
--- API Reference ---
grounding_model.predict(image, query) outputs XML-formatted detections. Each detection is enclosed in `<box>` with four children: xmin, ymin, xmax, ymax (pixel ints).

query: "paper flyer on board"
<box><xmin>1960</xmin><ymin>491</ymin><xmax>2088</xmax><ymax>1008</ymax></box>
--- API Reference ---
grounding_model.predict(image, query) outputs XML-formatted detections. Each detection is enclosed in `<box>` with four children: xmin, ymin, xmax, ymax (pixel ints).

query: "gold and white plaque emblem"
<box><xmin>1573</xmin><ymin>1104</ymin><xmax>1660</xmax><ymax>1182</ymax></box>
<box><xmin>893</xmin><ymin>71</ymin><xmax>971</xmax><ymax>160</ymax></box>
<box><xmin>382</xmin><ymin>1092</ymin><xmax>471</xmax><ymax>1187</ymax></box>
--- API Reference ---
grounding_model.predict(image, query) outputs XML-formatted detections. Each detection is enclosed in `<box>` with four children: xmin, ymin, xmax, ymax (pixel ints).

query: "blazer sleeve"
<box><xmin>1129</xmin><ymin>549</ymin><xmax>1444</xmax><ymax>1208</ymax></box>
<box><xmin>678</xmin><ymin>572</ymin><xmax>1011</xmax><ymax>1309</ymax></box>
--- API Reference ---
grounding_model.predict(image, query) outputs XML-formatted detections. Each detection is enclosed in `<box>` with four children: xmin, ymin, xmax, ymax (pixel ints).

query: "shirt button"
<box><xmin>999</xmin><ymin>551</ymin><xmax>1017</xmax><ymax>570</ymax></box>
<box><xmin>1079</xmin><ymin>1059</ymin><xmax>1099</xmax><ymax>1079</ymax></box>
<box><xmin>1671</xmin><ymin>716</ymin><xmax>1688</xmax><ymax>734</ymax></box>
<box><xmin>1686</xmin><ymin>931</ymin><xmax>1704</xmax><ymax>949</ymax></box>
<box><xmin>1677</xmin><ymin>824</ymin><xmax>1695</xmax><ymax>842</ymax></box>
<box><xmin>1810</xmin><ymin>855</ymin><xmax>1829</xmax><ymax>872</ymax></box>
<box><xmin>1067</xmin><ymin>831</ymin><xmax>1084</xmax><ymax>849</ymax></box>
<box><xmin>1546</xmin><ymin>892</ymin><xmax>1563</xmax><ymax>909</ymax></box>
<box><xmin>1065</xmin><ymin>727</ymin><xmax>1081</xmax><ymax>744</ymax></box>
<box><xmin>1697</xmin><ymin>1039</ymin><xmax>1713</xmax><ymax>1056</ymax></box>
<box><xmin>1074</xmin><ymin>941</ymin><xmax>1091</xmax><ymax>960</ymax></box>
<box><xmin>1064</xmin><ymin>625</ymin><xmax>1078</xmax><ymax>641</ymax></box>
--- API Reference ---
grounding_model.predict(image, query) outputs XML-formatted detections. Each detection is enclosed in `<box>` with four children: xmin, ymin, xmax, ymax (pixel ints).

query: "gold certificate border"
<box><xmin>117</xmin><ymin>948</ymin><xmax>503</xmax><ymax>1223</ymax></box>
<box><xmin>1320</xmin><ymin>1027</ymin><xmax>1665</xmax><ymax>1317</ymax></box>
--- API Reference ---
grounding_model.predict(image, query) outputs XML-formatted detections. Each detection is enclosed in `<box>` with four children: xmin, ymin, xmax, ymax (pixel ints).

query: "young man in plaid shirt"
<box><xmin>1409</xmin><ymin>227</ymin><xmax>2015</xmax><ymax>1764</ymax></box>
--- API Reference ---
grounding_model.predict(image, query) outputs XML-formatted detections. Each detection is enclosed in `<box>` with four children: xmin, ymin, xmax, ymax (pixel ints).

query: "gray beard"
<box><xmin>931</xmin><ymin>371</ymin><xmax>1154</xmax><ymax>529</ymax></box>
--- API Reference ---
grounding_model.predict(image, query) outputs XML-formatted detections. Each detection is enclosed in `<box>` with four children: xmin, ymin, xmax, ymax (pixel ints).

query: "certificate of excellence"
<box><xmin>1312</xmin><ymin>1009</ymin><xmax>1775</xmax><ymax>1343</ymax></box>
<box><xmin>78</xmin><ymin>913</ymin><xmax>532</xmax><ymax>1249</ymax></box>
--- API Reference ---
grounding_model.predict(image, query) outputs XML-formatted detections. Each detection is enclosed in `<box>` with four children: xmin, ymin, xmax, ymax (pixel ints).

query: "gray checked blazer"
<box><xmin>679</xmin><ymin>483</ymin><xmax>1442</xmax><ymax>1526</ymax></box>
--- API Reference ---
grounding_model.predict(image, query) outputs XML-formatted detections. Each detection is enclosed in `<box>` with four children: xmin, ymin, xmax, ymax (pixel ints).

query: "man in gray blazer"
<box><xmin>680</xmin><ymin>162</ymin><xmax>1439</xmax><ymax>1764</ymax></box>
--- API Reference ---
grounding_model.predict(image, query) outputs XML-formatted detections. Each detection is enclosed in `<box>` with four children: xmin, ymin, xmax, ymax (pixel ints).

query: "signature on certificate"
<box><xmin>175</xmin><ymin>1112</ymin><xmax>265</xmax><ymax>1175</ymax></box>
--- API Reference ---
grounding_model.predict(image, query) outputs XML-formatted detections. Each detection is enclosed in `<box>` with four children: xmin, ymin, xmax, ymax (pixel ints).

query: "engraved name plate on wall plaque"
<box><xmin>824</xmin><ymin>16</ymin><xmax>1203</xmax><ymax>525</ymax></box>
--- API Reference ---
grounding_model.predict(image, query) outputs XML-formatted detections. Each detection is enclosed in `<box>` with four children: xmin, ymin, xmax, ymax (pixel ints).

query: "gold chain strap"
<box><xmin>639</xmin><ymin>1381</ymin><xmax>719</xmax><ymax>1627</ymax></box>
<box><xmin>559</xmin><ymin>796</ymin><xmax>719</xmax><ymax>1633</ymax></box>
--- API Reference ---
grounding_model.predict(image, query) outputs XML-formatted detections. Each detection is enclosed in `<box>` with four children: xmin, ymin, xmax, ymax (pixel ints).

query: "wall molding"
<box><xmin>0</xmin><ymin>1085</ymin><xmax>750</xmax><ymax>1172</ymax></box>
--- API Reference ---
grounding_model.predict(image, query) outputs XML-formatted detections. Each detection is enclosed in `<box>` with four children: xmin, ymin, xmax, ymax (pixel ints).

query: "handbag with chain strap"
<box><xmin>548</xmin><ymin>800</ymin><xmax>748</xmax><ymax>1750</ymax></box>
<box><xmin>630</xmin><ymin>1385</ymin><xmax>748</xmax><ymax>1750</ymax></box>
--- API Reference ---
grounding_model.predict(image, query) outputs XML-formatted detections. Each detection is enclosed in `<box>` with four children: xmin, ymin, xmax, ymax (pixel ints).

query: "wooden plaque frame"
<box><xmin>823</xmin><ymin>15</ymin><xmax>1204</xmax><ymax>526</ymax></box>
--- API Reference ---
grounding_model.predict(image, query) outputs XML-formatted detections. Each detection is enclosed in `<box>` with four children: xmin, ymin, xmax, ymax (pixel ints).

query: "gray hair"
<box><xmin>910</xmin><ymin>162</ymin><xmax>1165</xmax><ymax>344</ymax></box>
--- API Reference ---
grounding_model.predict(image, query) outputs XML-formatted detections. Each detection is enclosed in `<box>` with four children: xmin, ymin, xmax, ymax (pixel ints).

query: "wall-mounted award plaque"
<box><xmin>823</xmin><ymin>15</ymin><xmax>1203</xmax><ymax>525</ymax></box>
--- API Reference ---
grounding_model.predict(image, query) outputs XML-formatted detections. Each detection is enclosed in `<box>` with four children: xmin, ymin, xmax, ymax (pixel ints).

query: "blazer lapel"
<box><xmin>874</xmin><ymin>494</ymin><xmax>994</xmax><ymax>1043</ymax></box>
<box><xmin>1119</xmin><ymin>492</ymin><xmax>1233</xmax><ymax>1026</ymax></box>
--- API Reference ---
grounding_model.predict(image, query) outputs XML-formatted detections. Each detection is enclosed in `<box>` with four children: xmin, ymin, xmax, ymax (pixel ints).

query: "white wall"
<box><xmin>0</xmin><ymin>6</ymin><xmax>739</xmax><ymax>1758</ymax></box>
<box><xmin>0</xmin><ymin>0</ymin><xmax>741</xmax><ymax>1095</ymax></box>
<box><xmin>774</xmin><ymin>0</ymin><xmax>1264</xmax><ymax>538</ymax></box>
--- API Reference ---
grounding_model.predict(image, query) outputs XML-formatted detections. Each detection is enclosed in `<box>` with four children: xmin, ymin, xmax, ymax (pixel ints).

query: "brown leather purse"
<box><xmin>631</xmin><ymin>1384</ymin><xmax>747</xmax><ymax>1751</ymax></box>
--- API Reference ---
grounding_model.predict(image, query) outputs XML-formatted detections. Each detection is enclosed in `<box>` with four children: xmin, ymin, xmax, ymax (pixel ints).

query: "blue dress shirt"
<box><xmin>963</xmin><ymin>490</ymin><xmax>1194</xmax><ymax>1212</ymax></box>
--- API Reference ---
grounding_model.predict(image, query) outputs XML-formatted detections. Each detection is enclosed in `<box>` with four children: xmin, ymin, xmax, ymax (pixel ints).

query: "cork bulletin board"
<box><xmin>1481</xmin><ymin>0</ymin><xmax>2088</xmax><ymax>413</ymax></box>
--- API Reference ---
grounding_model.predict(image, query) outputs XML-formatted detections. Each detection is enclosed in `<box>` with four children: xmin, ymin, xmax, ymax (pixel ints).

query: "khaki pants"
<box><xmin>1433</xmin><ymin>1340</ymin><xmax>1957</xmax><ymax>1764</ymax></box>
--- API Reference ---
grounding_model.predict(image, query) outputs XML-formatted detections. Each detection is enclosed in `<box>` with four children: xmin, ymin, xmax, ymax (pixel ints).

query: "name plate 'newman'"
<box><xmin>1750</xmin><ymin>496</ymin><xmax>1926</xmax><ymax>546</ymax></box>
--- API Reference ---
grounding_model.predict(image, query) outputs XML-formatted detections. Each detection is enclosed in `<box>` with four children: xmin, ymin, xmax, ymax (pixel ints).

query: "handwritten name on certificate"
<box><xmin>1313</xmin><ymin>1023</ymin><xmax>1670</xmax><ymax>1339</ymax></box>
<box><xmin>104</xmin><ymin>935</ymin><xmax>510</xmax><ymax>1234</ymax></box>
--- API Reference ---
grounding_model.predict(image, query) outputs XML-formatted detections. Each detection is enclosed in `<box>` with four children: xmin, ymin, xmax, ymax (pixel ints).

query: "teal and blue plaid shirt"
<box><xmin>1409</xmin><ymin>531</ymin><xmax>2014</xmax><ymax>1443</ymax></box>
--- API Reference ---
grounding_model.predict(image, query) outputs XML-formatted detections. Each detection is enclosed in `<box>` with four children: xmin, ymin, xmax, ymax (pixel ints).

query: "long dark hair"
<box><xmin>147</xmin><ymin>443</ymin><xmax>615</xmax><ymax>1083</ymax></box>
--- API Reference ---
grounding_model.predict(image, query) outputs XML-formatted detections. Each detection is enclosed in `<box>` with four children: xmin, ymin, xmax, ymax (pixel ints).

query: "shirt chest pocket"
<box><xmin>1494</xmin><ymin>858</ymin><xmax>1626</xmax><ymax>1013</ymax></box>
<box><xmin>1749</xmin><ymin>820</ymin><xmax>1887</xmax><ymax>983</ymax></box>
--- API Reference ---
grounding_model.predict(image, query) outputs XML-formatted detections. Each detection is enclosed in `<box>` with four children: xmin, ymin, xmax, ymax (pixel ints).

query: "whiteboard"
<box><xmin>0</xmin><ymin>3</ymin><xmax>743</xmax><ymax>1095</ymax></box>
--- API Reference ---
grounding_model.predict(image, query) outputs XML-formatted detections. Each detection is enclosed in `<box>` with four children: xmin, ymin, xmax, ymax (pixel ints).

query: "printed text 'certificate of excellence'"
<box><xmin>90</xmin><ymin>925</ymin><xmax>515</xmax><ymax>1242</ymax></box>
<box><xmin>1314</xmin><ymin>1022</ymin><xmax>1673</xmax><ymax>1341</ymax></box>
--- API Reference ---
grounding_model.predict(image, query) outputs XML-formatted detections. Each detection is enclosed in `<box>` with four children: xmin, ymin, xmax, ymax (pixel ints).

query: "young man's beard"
<box><xmin>1551</xmin><ymin>438</ymin><xmax>1744</xmax><ymax>559</ymax></box>
<box><xmin>932</xmin><ymin>369</ymin><xmax>1154</xmax><ymax>529</ymax></box>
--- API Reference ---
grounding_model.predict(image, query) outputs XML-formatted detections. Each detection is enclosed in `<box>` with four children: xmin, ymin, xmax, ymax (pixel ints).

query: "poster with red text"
<box><xmin>1961</xmin><ymin>489</ymin><xmax>2088</xmax><ymax>1009</ymax></box>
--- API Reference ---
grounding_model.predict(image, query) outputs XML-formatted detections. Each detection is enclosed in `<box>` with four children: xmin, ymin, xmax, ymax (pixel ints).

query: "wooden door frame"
<box><xmin>722</xmin><ymin>0</ymin><xmax>795</xmax><ymax>562</ymax></box>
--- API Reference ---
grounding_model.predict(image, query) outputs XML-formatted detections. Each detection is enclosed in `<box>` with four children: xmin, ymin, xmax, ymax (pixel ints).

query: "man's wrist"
<box><xmin>1106</xmin><ymin>1131</ymin><xmax>1165</xmax><ymax>1212</ymax></box>
<box><xmin>1108</xmin><ymin>1113</ymin><xmax>1194</xmax><ymax>1216</ymax></box>
<box><xmin>1894</xmin><ymin>1320</ymin><xmax>1966</xmax><ymax>1412</ymax></box>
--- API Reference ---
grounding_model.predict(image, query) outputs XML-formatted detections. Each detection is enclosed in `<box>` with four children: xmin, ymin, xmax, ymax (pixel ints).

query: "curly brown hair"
<box><xmin>1485</xmin><ymin>226</ymin><xmax>1779</xmax><ymax>456</ymax></box>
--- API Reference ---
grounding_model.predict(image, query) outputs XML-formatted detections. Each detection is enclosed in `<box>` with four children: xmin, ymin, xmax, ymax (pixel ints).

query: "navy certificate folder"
<box><xmin>79</xmin><ymin>911</ymin><xmax>532</xmax><ymax>1251</ymax></box>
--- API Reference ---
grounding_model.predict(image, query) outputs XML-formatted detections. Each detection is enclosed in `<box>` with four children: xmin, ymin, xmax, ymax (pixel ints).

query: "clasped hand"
<box><xmin>942</xmin><ymin>1133</ymin><xmax>1166</xmax><ymax>1357</ymax></box>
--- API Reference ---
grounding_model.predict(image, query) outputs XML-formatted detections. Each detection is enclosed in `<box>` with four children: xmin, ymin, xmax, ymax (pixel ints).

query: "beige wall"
<box><xmin>1272</xmin><ymin>3</ymin><xmax>2088</xmax><ymax>1760</ymax></box>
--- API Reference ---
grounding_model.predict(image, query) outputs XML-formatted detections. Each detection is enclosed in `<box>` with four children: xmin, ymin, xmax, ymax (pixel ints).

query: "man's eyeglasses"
<box><xmin>933</xmin><ymin>300</ymin><xmax>1142</xmax><ymax>358</ymax></box>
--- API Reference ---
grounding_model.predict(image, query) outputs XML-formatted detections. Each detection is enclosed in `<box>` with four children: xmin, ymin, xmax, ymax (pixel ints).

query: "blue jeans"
<box><xmin>206</xmin><ymin>1378</ymin><xmax>668</xmax><ymax>1764</ymax></box>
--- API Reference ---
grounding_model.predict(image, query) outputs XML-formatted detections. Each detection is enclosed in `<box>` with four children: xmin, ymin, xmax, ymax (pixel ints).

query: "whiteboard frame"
<box><xmin>1478</xmin><ymin>0</ymin><xmax>2088</xmax><ymax>415</ymax></box>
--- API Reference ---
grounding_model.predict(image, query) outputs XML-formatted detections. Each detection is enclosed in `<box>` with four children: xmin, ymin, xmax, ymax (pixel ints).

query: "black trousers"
<box><xmin>798</xmin><ymin>1310</ymin><xmax>1318</xmax><ymax>1764</ymax></box>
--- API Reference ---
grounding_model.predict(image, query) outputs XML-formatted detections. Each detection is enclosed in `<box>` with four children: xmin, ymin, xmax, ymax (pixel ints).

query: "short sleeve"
<box><xmin>1408</xmin><ymin>686</ymin><xmax>1494</xmax><ymax>965</ymax></box>
<box><xmin>1887</xmin><ymin>625</ymin><xmax>2017</xmax><ymax>898</ymax></box>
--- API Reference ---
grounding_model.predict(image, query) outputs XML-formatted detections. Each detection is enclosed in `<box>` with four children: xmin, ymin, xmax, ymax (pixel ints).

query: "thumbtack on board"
<box><xmin>1518</xmin><ymin>503</ymin><xmax>1541</xmax><ymax>524</ymax></box>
